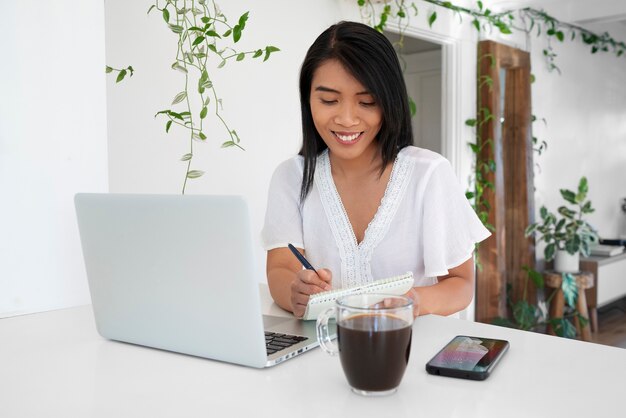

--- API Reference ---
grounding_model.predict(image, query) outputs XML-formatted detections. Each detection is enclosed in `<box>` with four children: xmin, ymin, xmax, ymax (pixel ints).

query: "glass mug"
<box><xmin>316</xmin><ymin>294</ymin><xmax>414</xmax><ymax>396</ymax></box>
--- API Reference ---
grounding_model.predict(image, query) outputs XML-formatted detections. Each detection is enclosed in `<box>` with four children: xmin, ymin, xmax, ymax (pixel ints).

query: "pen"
<box><xmin>287</xmin><ymin>243</ymin><xmax>317</xmax><ymax>273</ymax></box>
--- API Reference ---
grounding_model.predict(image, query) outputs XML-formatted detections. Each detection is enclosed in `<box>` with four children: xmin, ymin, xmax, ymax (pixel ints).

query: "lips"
<box><xmin>333</xmin><ymin>131</ymin><xmax>363</xmax><ymax>144</ymax></box>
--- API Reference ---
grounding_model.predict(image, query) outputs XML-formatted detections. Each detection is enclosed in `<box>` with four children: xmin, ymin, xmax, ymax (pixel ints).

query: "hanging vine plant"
<box><xmin>107</xmin><ymin>0</ymin><xmax>279</xmax><ymax>194</ymax></box>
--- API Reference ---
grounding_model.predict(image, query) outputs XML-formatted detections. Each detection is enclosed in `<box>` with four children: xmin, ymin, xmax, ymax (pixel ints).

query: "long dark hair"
<box><xmin>298</xmin><ymin>21</ymin><xmax>413</xmax><ymax>202</ymax></box>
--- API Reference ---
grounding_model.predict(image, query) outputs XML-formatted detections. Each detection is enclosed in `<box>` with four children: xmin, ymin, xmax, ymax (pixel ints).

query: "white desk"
<box><xmin>1</xmin><ymin>286</ymin><xmax>624</xmax><ymax>418</ymax></box>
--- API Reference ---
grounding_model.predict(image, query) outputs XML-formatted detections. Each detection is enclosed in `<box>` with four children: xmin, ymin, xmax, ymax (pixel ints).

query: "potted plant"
<box><xmin>525</xmin><ymin>176</ymin><xmax>599</xmax><ymax>273</ymax></box>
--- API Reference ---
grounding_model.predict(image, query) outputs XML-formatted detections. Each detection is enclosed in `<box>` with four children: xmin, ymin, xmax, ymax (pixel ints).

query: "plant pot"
<box><xmin>554</xmin><ymin>250</ymin><xmax>579</xmax><ymax>273</ymax></box>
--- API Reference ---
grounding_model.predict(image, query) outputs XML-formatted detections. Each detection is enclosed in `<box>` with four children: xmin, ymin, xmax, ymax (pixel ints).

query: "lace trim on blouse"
<box><xmin>315</xmin><ymin>149</ymin><xmax>414</xmax><ymax>288</ymax></box>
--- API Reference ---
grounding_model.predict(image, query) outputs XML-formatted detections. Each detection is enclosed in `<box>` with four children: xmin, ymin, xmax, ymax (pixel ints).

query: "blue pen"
<box><xmin>287</xmin><ymin>243</ymin><xmax>317</xmax><ymax>273</ymax></box>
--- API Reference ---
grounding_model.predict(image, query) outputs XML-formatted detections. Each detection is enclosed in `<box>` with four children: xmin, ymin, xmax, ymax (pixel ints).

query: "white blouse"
<box><xmin>261</xmin><ymin>146</ymin><xmax>490</xmax><ymax>289</ymax></box>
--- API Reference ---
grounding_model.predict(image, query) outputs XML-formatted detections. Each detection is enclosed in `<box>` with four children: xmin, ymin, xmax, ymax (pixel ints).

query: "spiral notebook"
<box><xmin>301</xmin><ymin>272</ymin><xmax>414</xmax><ymax>320</ymax></box>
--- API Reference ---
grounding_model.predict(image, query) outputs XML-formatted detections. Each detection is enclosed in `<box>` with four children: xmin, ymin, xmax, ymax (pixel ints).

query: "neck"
<box><xmin>328</xmin><ymin>146</ymin><xmax>384</xmax><ymax>180</ymax></box>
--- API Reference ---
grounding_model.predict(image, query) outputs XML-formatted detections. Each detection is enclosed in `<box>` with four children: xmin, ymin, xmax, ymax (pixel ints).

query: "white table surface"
<box><xmin>1</xmin><ymin>285</ymin><xmax>624</xmax><ymax>418</ymax></box>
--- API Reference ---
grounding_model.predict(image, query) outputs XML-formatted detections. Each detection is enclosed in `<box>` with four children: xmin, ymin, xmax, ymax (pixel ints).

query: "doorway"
<box><xmin>385</xmin><ymin>32</ymin><xmax>443</xmax><ymax>153</ymax></box>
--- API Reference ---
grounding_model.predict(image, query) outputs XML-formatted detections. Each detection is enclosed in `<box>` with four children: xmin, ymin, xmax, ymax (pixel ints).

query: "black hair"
<box><xmin>298</xmin><ymin>21</ymin><xmax>413</xmax><ymax>202</ymax></box>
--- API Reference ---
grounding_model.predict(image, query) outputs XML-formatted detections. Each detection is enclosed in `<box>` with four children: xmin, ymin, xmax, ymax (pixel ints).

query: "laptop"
<box><xmin>74</xmin><ymin>193</ymin><xmax>326</xmax><ymax>368</ymax></box>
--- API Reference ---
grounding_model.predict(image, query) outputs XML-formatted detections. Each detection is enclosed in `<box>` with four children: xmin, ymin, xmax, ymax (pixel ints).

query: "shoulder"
<box><xmin>397</xmin><ymin>146</ymin><xmax>449</xmax><ymax>179</ymax></box>
<box><xmin>268</xmin><ymin>155</ymin><xmax>304</xmax><ymax>193</ymax></box>
<box><xmin>271</xmin><ymin>155</ymin><xmax>304</xmax><ymax>179</ymax></box>
<box><xmin>398</xmin><ymin>145</ymin><xmax>446</xmax><ymax>166</ymax></box>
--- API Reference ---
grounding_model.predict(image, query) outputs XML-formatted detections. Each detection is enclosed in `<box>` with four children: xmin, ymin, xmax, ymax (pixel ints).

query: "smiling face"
<box><xmin>309</xmin><ymin>59</ymin><xmax>383</xmax><ymax>164</ymax></box>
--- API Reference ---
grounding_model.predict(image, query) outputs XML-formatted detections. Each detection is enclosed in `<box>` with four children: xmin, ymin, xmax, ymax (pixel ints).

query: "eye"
<box><xmin>360</xmin><ymin>101</ymin><xmax>377</xmax><ymax>107</ymax></box>
<box><xmin>320</xmin><ymin>99</ymin><xmax>337</xmax><ymax>105</ymax></box>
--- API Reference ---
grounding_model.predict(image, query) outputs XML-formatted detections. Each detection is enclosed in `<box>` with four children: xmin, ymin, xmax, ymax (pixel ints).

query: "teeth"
<box><xmin>335</xmin><ymin>132</ymin><xmax>360</xmax><ymax>142</ymax></box>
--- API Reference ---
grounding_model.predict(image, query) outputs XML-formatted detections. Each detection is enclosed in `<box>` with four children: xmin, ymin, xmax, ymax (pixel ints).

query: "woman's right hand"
<box><xmin>291</xmin><ymin>268</ymin><xmax>332</xmax><ymax>318</ymax></box>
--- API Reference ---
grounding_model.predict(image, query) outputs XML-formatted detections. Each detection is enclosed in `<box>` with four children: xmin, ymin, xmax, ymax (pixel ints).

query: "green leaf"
<box><xmin>561</xmin><ymin>273</ymin><xmax>578</xmax><ymax>308</ymax></box>
<box><xmin>428</xmin><ymin>11</ymin><xmax>437</xmax><ymax>28</ymax></box>
<box><xmin>253</xmin><ymin>49</ymin><xmax>263</xmax><ymax>58</ymax></box>
<box><xmin>180</xmin><ymin>153</ymin><xmax>192</xmax><ymax>161</ymax></box>
<box><xmin>560</xmin><ymin>189</ymin><xmax>577</xmax><ymax>205</ymax></box>
<box><xmin>497</xmin><ymin>22</ymin><xmax>512</xmax><ymax>35</ymax></box>
<box><xmin>222</xmin><ymin>29</ymin><xmax>232</xmax><ymax>37</ymax></box>
<box><xmin>477</xmin><ymin>1</ymin><xmax>483</xmax><ymax>11</ymax></box>
<box><xmin>218</xmin><ymin>60</ymin><xmax>226</xmax><ymax>69</ymax></box>
<box><xmin>238</xmin><ymin>11</ymin><xmax>249</xmax><ymax>29</ymax></box>
<box><xmin>525</xmin><ymin>267</ymin><xmax>544</xmax><ymax>289</ymax></box>
<box><xmin>168</xmin><ymin>111</ymin><xmax>184</xmax><ymax>120</ymax></box>
<box><xmin>465</xmin><ymin>191</ymin><xmax>475</xmax><ymax>199</ymax></box>
<box><xmin>165</xmin><ymin>120</ymin><xmax>173</xmax><ymax>133</ymax></box>
<box><xmin>186</xmin><ymin>170</ymin><xmax>204</xmax><ymax>179</ymax></box>
<box><xmin>192</xmin><ymin>36</ymin><xmax>205</xmax><ymax>46</ymax></box>
<box><xmin>147</xmin><ymin>5</ymin><xmax>156</xmax><ymax>14</ymax></box>
<box><xmin>221</xmin><ymin>141</ymin><xmax>235</xmax><ymax>148</ymax></box>
<box><xmin>544</xmin><ymin>243</ymin><xmax>556</xmax><ymax>261</ymax></box>
<box><xmin>578</xmin><ymin>176</ymin><xmax>588</xmax><ymax>195</ymax></box>
<box><xmin>171</xmin><ymin>61</ymin><xmax>188</xmax><ymax>73</ymax></box>
<box><xmin>472</xmin><ymin>19</ymin><xmax>480</xmax><ymax>32</ymax></box>
<box><xmin>205</xmin><ymin>30</ymin><xmax>220</xmax><ymax>38</ymax></box>
<box><xmin>163</xmin><ymin>8</ymin><xmax>170</xmax><ymax>23</ymax></box>
<box><xmin>264</xmin><ymin>46</ymin><xmax>280</xmax><ymax>62</ymax></box>
<box><xmin>116</xmin><ymin>69</ymin><xmax>127</xmax><ymax>83</ymax></box>
<box><xmin>208</xmin><ymin>44</ymin><xmax>217</xmax><ymax>53</ymax></box>
<box><xmin>233</xmin><ymin>25</ymin><xmax>242</xmax><ymax>43</ymax></box>
<box><xmin>465</xmin><ymin>119</ymin><xmax>477</xmax><ymax>127</ymax></box>
<box><xmin>105</xmin><ymin>66</ymin><xmax>113</xmax><ymax>73</ymax></box>
<box><xmin>168</xmin><ymin>24</ymin><xmax>184</xmax><ymax>34</ymax></box>
<box><xmin>409</xmin><ymin>97</ymin><xmax>416</xmax><ymax>117</ymax></box>
<box><xmin>556</xmin><ymin>31</ymin><xmax>564</xmax><ymax>42</ymax></box>
<box><xmin>550</xmin><ymin>317</ymin><xmax>577</xmax><ymax>338</ymax></box>
<box><xmin>491</xmin><ymin>317</ymin><xmax>516</xmax><ymax>329</ymax></box>
<box><xmin>199</xmin><ymin>132</ymin><xmax>207</xmax><ymax>140</ymax></box>
<box><xmin>200</xmin><ymin>106</ymin><xmax>208</xmax><ymax>119</ymax></box>
<box><xmin>172</xmin><ymin>91</ymin><xmax>187</xmax><ymax>105</ymax></box>
<box><xmin>513</xmin><ymin>300</ymin><xmax>538</xmax><ymax>330</ymax></box>
<box><xmin>236</xmin><ymin>53</ymin><xmax>245</xmax><ymax>61</ymax></box>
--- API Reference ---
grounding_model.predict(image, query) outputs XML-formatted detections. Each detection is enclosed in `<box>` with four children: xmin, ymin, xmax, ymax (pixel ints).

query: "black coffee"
<box><xmin>337</xmin><ymin>314</ymin><xmax>412</xmax><ymax>392</ymax></box>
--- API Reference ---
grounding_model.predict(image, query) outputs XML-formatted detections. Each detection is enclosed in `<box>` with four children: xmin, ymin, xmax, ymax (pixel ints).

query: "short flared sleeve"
<box><xmin>261</xmin><ymin>157</ymin><xmax>305</xmax><ymax>250</ymax></box>
<box><xmin>422</xmin><ymin>159</ymin><xmax>491</xmax><ymax>277</ymax></box>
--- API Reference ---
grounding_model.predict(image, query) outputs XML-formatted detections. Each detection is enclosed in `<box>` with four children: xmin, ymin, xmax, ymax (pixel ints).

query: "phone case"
<box><xmin>425</xmin><ymin>336</ymin><xmax>510</xmax><ymax>381</ymax></box>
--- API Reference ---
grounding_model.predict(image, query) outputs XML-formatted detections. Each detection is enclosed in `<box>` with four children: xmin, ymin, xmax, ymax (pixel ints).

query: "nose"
<box><xmin>334</xmin><ymin>102</ymin><xmax>360</xmax><ymax>127</ymax></box>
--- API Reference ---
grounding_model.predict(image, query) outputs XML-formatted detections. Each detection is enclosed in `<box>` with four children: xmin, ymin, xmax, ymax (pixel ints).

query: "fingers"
<box><xmin>405</xmin><ymin>288</ymin><xmax>421</xmax><ymax>318</ymax></box>
<box><xmin>291</xmin><ymin>269</ymin><xmax>333</xmax><ymax>318</ymax></box>
<box><xmin>297</xmin><ymin>269</ymin><xmax>332</xmax><ymax>291</ymax></box>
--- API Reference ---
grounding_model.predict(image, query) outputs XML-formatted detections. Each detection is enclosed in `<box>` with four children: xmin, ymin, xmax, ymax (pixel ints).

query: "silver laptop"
<box><xmin>74</xmin><ymin>193</ymin><xmax>322</xmax><ymax>368</ymax></box>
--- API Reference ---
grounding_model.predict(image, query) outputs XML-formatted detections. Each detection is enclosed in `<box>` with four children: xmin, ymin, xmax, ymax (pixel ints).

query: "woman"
<box><xmin>261</xmin><ymin>21</ymin><xmax>490</xmax><ymax>318</ymax></box>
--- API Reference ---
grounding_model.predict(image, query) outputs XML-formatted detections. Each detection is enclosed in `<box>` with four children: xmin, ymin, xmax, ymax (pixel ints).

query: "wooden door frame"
<box><xmin>475</xmin><ymin>40</ymin><xmax>536</xmax><ymax>323</ymax></box>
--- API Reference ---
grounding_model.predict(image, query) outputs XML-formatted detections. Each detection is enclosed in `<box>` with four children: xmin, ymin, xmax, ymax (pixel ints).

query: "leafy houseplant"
<box><xmin>493</xmin><ymin>265</ymin><xmax>585</xmax><ymax>339</ymax></box>
<box><xmin>524</xmin><ymin>176</ymin><xmax>599</xmax><ymax>266</ymax></box>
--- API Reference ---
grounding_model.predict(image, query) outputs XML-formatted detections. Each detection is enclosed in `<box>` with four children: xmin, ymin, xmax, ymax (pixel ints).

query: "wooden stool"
<box><xmin>544</xmin><ymin>271</ymin><xmax>594</xmax><ymax>341</ymax></box>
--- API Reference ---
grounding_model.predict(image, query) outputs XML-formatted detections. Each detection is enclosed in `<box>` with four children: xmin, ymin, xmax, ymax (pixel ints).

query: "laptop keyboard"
<box><xmin>265</xmin><ymin>331</ymin><xmax>308</xmax><ymax>355</ymax></box>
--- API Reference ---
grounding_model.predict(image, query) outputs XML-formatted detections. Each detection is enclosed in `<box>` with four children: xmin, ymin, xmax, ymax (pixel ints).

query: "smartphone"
<box><xmin>425</xmin><ymin>335</ymin><xmax>509</xmax><ymax>381</ymax></box>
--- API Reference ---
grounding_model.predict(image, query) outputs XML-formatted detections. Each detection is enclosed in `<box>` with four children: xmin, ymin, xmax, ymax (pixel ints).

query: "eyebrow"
<box><xmin>314</xmin><ymin>86</ymin><xmax>371</xmax><ymax>95</ymax></box>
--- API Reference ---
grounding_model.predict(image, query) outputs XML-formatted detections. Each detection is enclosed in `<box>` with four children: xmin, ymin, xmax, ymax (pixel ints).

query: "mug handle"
<box><xmin>316</xmin><ymin>307</ymin><xmax>338</xmax><ymax>356</ymax></box>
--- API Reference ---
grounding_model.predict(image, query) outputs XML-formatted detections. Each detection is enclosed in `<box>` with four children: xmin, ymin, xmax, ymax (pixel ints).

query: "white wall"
<box><xmin>0</xmin><ymin>1</ymin><xmax>108</xmax><ymax>317</ymax></box>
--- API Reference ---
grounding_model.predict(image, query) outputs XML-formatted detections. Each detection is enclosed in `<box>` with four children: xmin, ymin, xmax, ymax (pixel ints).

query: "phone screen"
<box><xmin>426</xmin><ymin>336</ymin><xmax>509</xmax><ymax>378</ymax></box>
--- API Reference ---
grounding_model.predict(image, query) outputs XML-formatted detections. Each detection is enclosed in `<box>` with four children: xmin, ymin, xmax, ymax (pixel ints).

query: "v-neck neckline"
<box><xmin>325</xmin><ymin>153</ymin><xmax>397</xmax><ymax>249</ymax></box>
